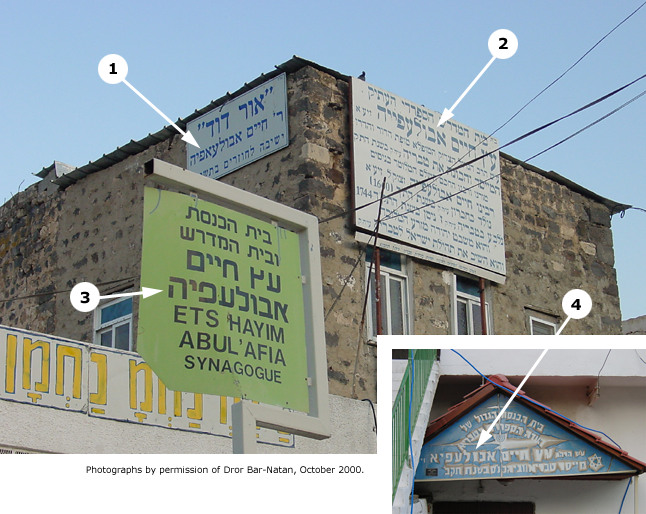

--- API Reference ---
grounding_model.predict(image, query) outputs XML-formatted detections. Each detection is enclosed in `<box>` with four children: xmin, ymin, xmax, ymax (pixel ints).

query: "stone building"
<box><xmin>624</xmin><ymin>315</ymin><xmax>646</xmax><ymax>334</ymax></box>
<box><xmin>0</xmin><ymin>57</ymin><xmax>629</xmax><ymax>453</ymax></box>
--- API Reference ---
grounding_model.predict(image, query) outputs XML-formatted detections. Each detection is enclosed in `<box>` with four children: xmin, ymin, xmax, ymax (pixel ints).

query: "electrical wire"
<box><xmin>324</xmin><ymin>241</ymin><xmax>368</xmax><ymax>320</ymax></box>
<box><xmin>351</xmin><ymin>180</ymin><xmax>387</xmax><ymax>398</ymax></box>
<box><xmin>485</xmin><ymin>0</ymin><xmax>646</xmax><ymax>141</ymax></box>
<box><xmin>323</xmin><ymin>82</ymin><xmax>645</xmax><ymax>326</ymax></box>
<box><xmin>371</xmin><ymin>2</ymin><xmax>646</xmax><ymax>225</ymax></box>
<box><xmin>618</xmin><ymin>477</ymin><xmax>632</xmax><ymax>514</ymax></box>
<box><xmin>0</xmin><ymin>276</ymin><xmax>138</xmax><ymax>305</ymax></box>
<box><xmin>449</xmin><ymin>349</ymin><xmax>623</xmax><ymax>449</ymax></box>
<box><xmin>327</xmin><ymin>180</ymin><xmax>387</xmax><ymax>321</ymax></box>
<box><xmin>320</xmin><ymin>72</ymin><xmax>646</xmax><ymax>225</ymax></box>
<box><xmin>361</xmin><ymin>398</ymin><xmax>377</xmax><ymax>434</ymax></box>
<box><xmin>590</xmin><ymin>349</ymin><xmax>613</xmax><ymax>401</ymax></box>
<box><xmin>382</xmin><ymin>85</ymin><xmax>646</xmax><ymax>223</ymax></box>
<box><xmin>525</xmin><ymin>88</ymin><xmax>646</xmax><ymax>162</ymax></box>
<box><xmin>598</xmin><ymin>349</ymin><xmax>612</xmax><ymax>381</ymax></box>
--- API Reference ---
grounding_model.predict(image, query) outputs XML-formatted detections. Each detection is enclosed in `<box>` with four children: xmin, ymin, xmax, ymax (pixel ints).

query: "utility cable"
<box><xmin>525</xmin><ymin>88</ymin><xmax>646</xmax><ymax>162</ymax></box>
<box><xmin>320</xmin><ymin>72</ymin><xmax>646</xmax><ymax>225</ymax></box>
<box><xmin>0</xmin><ymin>276</ymin><xmax>138</xmax><ymax>305</ymax></box>
<box><xmin>384</xmin><ymin>82</ymin><xmax>646</xmax><ymax>222</ymax></box>
<box><xmin>618</xmin><ymin>477</ymin><xmax>632</xmax><ymax>514</ymax></box>
<box><xmin>365</xmin><ymin>179</ymin><xmax>388</xmax><ymax>334</ymax></box>
<box><xmin>449</xmin><ymin>349</ymin><xmax>623</xmax><ymax>449</ymax></box>
<box><xmin>351</xmin><ymin>180</ymin><xmax>387</xmax><ymax>398</ymax></box>
<box><xmin>323</xmin><ymin>84</ymin><xmax>644</xmax><ymax>322</ymax></box>
<box><xmin>597</xmin><ymin>350</ymin><xmax>612</xmax><ymax>382</ymax></box>
<box><xmin>324</xmin><ymin>241</ymin><xmax>368</xmax><ymax>320</ymax></box>
<box><xmin>588</xmin><ymin>349</ymin><xmax>613</xmax><ymax>402</ymax></box>
<box><xmin>382</xmin><ymin>86</ymin><xmax>646</xmax><ymax>223</ymax></box>
<box><xmin>327</xmin><ymin>180</ymin><xmax>386</xmax><ymax>322</ymax></box>
<box><xmin>361</xmin><ymin>398</ymin><xmax>377</xmax><ymax>434</ymax></box>
<box><xmin>485</xmin><ymin>0</ymin><xmax>646</xmax><ymax>141</ymax></box>
<box><xmin>384</xmin><ymin>2</ymin><xmax>646</xmax><ymax>222</ymax></box>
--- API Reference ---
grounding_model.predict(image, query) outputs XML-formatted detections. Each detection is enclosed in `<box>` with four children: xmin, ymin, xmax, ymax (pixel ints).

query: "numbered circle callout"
<box><xmin>488</xmin><ymin>29</ymin><xmax>518</xmax><ymax>59</ymax></box>
<box><xmin>562</xmin><ymin>289</ymin><xmax>592</xmax><ymax>319</ymax></box>
<box><xmin>98</xmin><ymin>54</ymin><xmax>128</xmax><ymax>84</ymax></box>
<box><xmin>70</xmin><ymin>282</ymin><xmax>101</xmax><ymax>312</ymax></box>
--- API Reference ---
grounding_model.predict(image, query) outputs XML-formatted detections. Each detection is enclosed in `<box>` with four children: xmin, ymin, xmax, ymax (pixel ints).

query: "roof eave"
<box><xmin>424</xmin><ymin>375</ymin><xmax>646</xmax><ymax>474</ymax></box>
<box><xmin>501</xmin><ymin>152</ymin><xmax>631</xmax><ymax>214</ymax></box>
<box><xmin>48</xmin><ymin>56</ymin><xmax>349</xmax><ymax>189</ymax></box>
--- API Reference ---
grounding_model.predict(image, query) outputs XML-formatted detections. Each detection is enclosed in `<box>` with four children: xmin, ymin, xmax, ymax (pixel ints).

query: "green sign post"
<box><xmin>138</xmin><ymin>187</ymin><xmax>310</xmax><ymax>413</ymax></box>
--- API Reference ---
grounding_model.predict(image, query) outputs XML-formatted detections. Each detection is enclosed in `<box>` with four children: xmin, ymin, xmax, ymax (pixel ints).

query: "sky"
<box><xmin>1</xmin><ymin>0</ymin><xmax>645</xmax><ymax>320</ymax></box>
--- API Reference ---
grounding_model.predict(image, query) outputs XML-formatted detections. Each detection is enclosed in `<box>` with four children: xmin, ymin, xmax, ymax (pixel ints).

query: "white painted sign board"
<box><xmin>351</xmin><ymin>78</ymin><xmax>506</xmax><ymax>282</ymax></box>
<box><xmin>0</xmin><ymin>325</ymin><xmax>293</xmax><ymax>447</ymax></box>
<box><xmin>187</xmin><ymin>74</ymin><xmax>289</xmax><ymax>180</ymax></box>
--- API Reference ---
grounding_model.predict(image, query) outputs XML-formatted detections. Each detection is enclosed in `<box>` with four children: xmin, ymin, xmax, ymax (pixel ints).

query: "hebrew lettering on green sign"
<box><xmin>138</xmin><ymin>187</ymin><xmax>309</xmax><ymax>413</ymax></box>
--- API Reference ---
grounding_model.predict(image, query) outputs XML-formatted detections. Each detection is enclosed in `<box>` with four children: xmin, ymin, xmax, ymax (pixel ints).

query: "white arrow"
<box><xmin>437</xmin><ymin>56</ymin><xmax>496</xmax><ymax>127</ymax></box>
<box><xmin>122</xmin><ymin>79</ymin><xmax>200</xmax><ymax>148</ymax></box>
<box><xmin>99</xmin><ymin>287</ymin><xmax>163</xmax><ymax>300</ymax></box>
<box><xmin>476</xmin><ymin>316</ymin><xmax>572</xmax><ymax>448</ymax></box>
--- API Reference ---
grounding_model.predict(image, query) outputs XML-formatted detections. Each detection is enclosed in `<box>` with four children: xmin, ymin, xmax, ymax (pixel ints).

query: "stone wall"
<box><xmin>365</xmin><ymin>151</ymin><xmax>622</xmax><ymax>337</ymax></box>
<box><xmin>0</xmin><ymin>65</ymin><xmax>377</xmax><ymax>401</ymax></box>
<box><xmin>0</xmin><ymin>137</ymin><xmax>183</xmax><ymax>344</ymax></box>
<box><xmin>624</xmin><ymin>315</ymin><xmax>646</xmax><ymax>335</ymax></box>
<box><xmin>0</xmin><ymin>62</ymin><xmax>626</xmax><ymax>410</ymax></box>
<box><xmin>214</xmin><ymin>66</ymin><xmax>376</xmax><ymax>400</ymax></box>
<box><xmin>495</xmin><ymin>157</ymin><xmax>621</xmax><ymax>334</ymax></box>
<box><xmin>0</xmin><ymin>188</ymin><xmax>61</xmax><ymax>334</ymax></box>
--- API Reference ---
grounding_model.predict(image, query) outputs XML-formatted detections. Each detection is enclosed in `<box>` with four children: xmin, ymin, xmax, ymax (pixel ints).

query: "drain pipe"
<box><xmin>635</xmin><ymin>475</ymin><xmax>639</xmax><ymax>514</ymax></box>
<box><xmin>375</xmin><ymin>247</ymin><xmax>383</xmax><ymax>335</ymax></box>
<box><xmin>479</xmin><ymin>278</ymin><xmax>487</xmax><ymax>335</ymax></box>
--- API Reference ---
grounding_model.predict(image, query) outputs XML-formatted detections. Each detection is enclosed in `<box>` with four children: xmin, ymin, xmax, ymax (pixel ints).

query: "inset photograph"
<box><xmin>392</xmin><ymin>348</ymin><xmax>646</xmax><ymax>513</ymax></box>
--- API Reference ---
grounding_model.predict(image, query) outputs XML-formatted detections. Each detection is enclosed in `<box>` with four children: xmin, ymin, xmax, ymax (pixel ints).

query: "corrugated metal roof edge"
<box><xmin>35</xmin><ymin>163</ymin><xmax>54</xmax><ymax>179</ymax></box>
<box><xmin>501</xmin><ymin>152</ymin><xmax>631</xmax><ymax>215</ymax></box>
<box><xmin>423</xmin><ymin>374</ymin><xmax>646</xmax><ymax>475</ymax></box>
<box><xmin>38</xmin><ymin>56</ymin><xmax>349</xmax><ymax>189</ymax></box>
<box><xmin>32</xmin><ymin>57</ymin><xmax>628</xmax><ymax>214</ymax></box>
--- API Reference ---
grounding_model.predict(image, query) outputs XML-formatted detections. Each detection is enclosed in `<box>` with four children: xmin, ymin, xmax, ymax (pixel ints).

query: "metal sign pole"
<box><xmin>232</xmin><ymin>400</ymin><xmax>257</xmax><ymax>454</ymax></box>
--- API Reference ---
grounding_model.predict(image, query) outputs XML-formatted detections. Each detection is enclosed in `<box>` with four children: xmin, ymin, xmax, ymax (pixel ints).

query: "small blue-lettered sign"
<box><xmin>415</xmin><ymin>393</ymin><xmax>634</xmax><ymax>481</ymax></box>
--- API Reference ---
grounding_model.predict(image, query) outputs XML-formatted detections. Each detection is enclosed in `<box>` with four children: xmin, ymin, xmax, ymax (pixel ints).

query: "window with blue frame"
<box><xmin>454</xmin><ymin>275</ymin><xmax>490</xmax><ymax>335</ymax></box>
<box><xmin>365</xmin><ymin>247</ymin><xmax>409</xmax><ymax>338</ymax></box>
<box><xmin>94</xmin><ymin>296</ymin><xmax>133</xmax><ymax>351</ymax></box>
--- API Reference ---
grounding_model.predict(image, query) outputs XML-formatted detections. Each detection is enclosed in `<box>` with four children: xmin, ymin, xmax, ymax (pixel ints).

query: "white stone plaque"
<box><xmin>351</xmin><ymin>78</ymin><xmax>506</xmax><ymax>282</ymax></box>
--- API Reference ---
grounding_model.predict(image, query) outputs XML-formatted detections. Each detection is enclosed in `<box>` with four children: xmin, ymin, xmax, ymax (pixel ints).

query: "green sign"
<box><xmin>138</xmin><ymin>187</ymin><xmax>309</xmax><ymax>413</ymax></box>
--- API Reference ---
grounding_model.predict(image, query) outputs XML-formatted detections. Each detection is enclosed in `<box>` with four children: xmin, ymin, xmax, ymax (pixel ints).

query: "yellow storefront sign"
<box><xmin>0</xmin><ymin>325</ymin><xmax>292</xmax><ymax>446</ymax></box>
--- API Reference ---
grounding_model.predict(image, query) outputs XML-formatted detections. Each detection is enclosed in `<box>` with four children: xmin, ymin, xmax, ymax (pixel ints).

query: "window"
<box><xmin>453</xmin><ymin>275</ymin><xmax>490</xmax><ymax>335</ymax></box>
<box><xmin>529</xmin><ymin>316</ymin><xmax>557</xmax><ymax>335</ymax></box>
<box><xmin>366</xmin><ymin>247</ymin><xmax>410</xmax><ymax>337</ymax></box>
<box><xmin>525</xmin><ymin>307</ymin><xmax>559</xmax><ymax>335</ymax></box>
<box><xmin>94</xmin><ymin>296</ymin><xmax>133</xmax><ymax>351</ymax></box>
